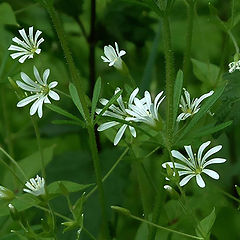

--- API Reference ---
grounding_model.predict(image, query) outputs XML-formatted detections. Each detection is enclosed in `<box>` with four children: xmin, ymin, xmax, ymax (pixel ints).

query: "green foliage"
<box><xmin>91</xmin><ymin>77</ymin><xmax>101</xmax><ymax>122</ymax></box>
<box><xmin>196</xmin><ymin>208</ymin><xmax>216</xmax><ymax>240</ymax></box>
<box><xmin>0</xmin><ymin>3</ymin><xmax>18</xmax><ymax>26</ymax></box>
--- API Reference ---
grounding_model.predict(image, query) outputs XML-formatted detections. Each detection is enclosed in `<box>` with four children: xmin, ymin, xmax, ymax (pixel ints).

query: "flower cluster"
<box><xmin>228</xmin><ymin>60</ymin><xmax>240</xmax><ymax>73</ymax></box>
<box><xmin>8</xmin><ymin>26</ymin><xmax>59</xmax><ymax>118</ymax></box>
<box><xmin>96</xmin><ymin>87</ymin><xmax>165</xmax><ymax>145</ymax></box>
<box><xmin>162</xmin><ymin>141</ymin><xmax>226</xmax><ymax>188</ymax></box>
<box><xmin>177</xmin><ymin>88</ymin><xmax>214</xmax><ymax>122</ymax></box>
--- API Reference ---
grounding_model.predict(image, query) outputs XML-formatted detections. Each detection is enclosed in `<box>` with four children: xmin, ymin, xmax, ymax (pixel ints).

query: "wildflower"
<box><xmin>162</xmin><ymin>141</ymin><xmax>226</xmax><ymax>188</ymax></box>
<box><xmin>96</xmin><ymin>88</ymin><xmax>138</xmax><ymax>146</ymax></box>
<box><xmin>23</xmin><ymin>175</ymin><xmax>45</xmax><ymax>196</ymax></box>
<box><xmin>8</xmin><ymin>26</ymin><xmax>44</xmax><ymax>63</ymax></box>
<box><xmin>101</xmin><ymin>42</ymin><xmax>126</xmax><ymax>70</ymax></box>
<box><xmin>228</xmin><ymin>60</ymin><xmax>240</xmax><ymax>73</ymax></box>
<box><xmin>16</xmin><ymin>66</ymin><xmax>60</xmax><ymax>118</ymax></box>
<box><xmin>126</xmin><ymin>90</ymin><xmax>165</xmax><ymax>127</ymax></box>
<box><xmin>177</xmin><ymin>88</ymin><xmax>214</xmax><ymax>122</ymax></box>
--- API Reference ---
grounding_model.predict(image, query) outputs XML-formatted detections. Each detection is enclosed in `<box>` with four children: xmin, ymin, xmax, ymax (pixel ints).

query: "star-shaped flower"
<box><xmin>96</xmin><ymin>87</ymin><xmax>138</xmax><ymax>145</ymax></box>
<box><xmin>8</xmin><ymin>26</ymin><xmax>44</xmax><ymax>63</ymax></box>
<box><xmin>228</xmin><ymin>60</ymin><xmax>240</xmax><ymax>73</ymax></box>
<box><xmin>126</xmin><ymin>90</ymin><xmax>165</xmax><ymax>127</ymax></box>
<box><xmin>23</xmin><ymin>175</ymin><xmax>45</xmax><ymax>196</ymax></box>
<box><xmin>177</xmin><ymin>88</ymin><xmax>214</xmax><ymax>122</ymax></box>
<box><xmin>16</xmin><ymin>66</ymin><xmax>60</xmax><ymax>118</ymax></box>
<box><xmin>162</xmin><ymin>141</ymin><xmax>226</xmax><ymax>188</ymax></box>
<box><xmin>101</xmin><ymin>42</ymin><xmax>126</xmax><ymax>70</ymax></box>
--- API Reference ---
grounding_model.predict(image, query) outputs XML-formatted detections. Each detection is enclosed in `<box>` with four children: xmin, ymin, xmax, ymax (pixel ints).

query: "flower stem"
<box><xmin>161</xmin><ymin>14</ymin><xmax>175</xmax><ymax>146</ymax></box>
<box><xmin>31</xmin><ymin>117</ymin><xmax>46</xmax><ymax>179</ymax></box>
<box><xmin>125</xmin><ymin>212</ymin><xmax>203</xmax><ymax>240</ymax></box>
<box><xmin>183</xmin><ymin>0</ymin><xmax>195</xmax><ymax>82</ymax></box>
<box><xmin>0</xmin><ymin>147</ymin><xmax>27</xmax><ymax>181</ymax></box>
<box><xmin>228</xmin><ymin>30</ymin><xmax>239</xmax><ymax>55</ymax></box>
<box><xmin>41</xmin><ymin>3</ymin><xmax>110</xmax><ymax>238</ymax></box>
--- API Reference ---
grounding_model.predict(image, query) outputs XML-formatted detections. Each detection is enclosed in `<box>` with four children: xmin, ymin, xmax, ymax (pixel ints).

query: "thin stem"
<box><xmin>31</xmin><ymin>117</ymin><xmax>46</xmax><ymax>179</ymax></box>
<box><xmin>228</xmin><ymin>30</ymin><xmax>239</xmax><ymax>55</ymax></box>
<box><xmin>161</xmin><ymin>15</ymin><xmax>175</xmax><ymax>146</ymax></box>
<box><xmin>217</xmin><ymin>187</ymin><xmax>240</xmax><ymax>203</ymax></box>
<box><xmin>128</xmin><ymin>213</ymin><xmax>203</xmax><ymax>240</ymax></box>
<box><xmin>89</xmin><ymin>0</ymin><xmax>96</xmax><ymax>97</ymax></box>
<box><xmin>183</xmin><ymin>1</ymin><xmax>195</xmax><ymax>82</ymax></box>
<box><xmin>0</xmin><ymin>147</ymin><xmax>27</xmax><ymax>181</ymax></box>
<box><xmin>76</xmin><ymin>17</ymin><xmax>88</xmax><ymax>41</ymax></box>
<box><xmin>85</xmin><ymin>147</ymin><xmax>129</xmax><ymax>200</ymax></box>
<box><xmin>47</xmin><ymin>203</ymin><xmax>57</xmax><ymax>240</ymax></box>
<box><xmin>0</xmin><ymin>157</ymin><xmax>25</xmax><ymax>185</ymax></box>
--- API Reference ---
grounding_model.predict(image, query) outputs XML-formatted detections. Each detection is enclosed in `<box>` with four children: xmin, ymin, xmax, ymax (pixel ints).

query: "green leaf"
<box><xmin>173</xmin><ymin>70</ymin><xmax>183</xmax><ymax>126</ymax></box>
<box><xmin>191</xmin><ymin>58</ymin><xmax>220</xmax><ymax>87</ymax></box>
<box><xmin>91</xmin><ymin>77</ymin><xmax>101</xmax><ymax>122</ymax></box>
<box><xmin>46</xmin><ymin>104</ymin><xmax>84</xmax><ymax>126</ymax></box>
<box><xmin>3</xmin><ymin>146</ymin><xmax>55</xmax><ymax>186</ymax></box>
<box><xmin>140</xmin><ymin>20</ymin><xmax>161</xmax><ymax>93</ymax></box>
<box><xmin>0</xmin><ymin>3</ymin><xmax>18</xmax><ymax>26</ymax></box>
<box><xmin>69</xmin><ymin>83</ymin><xmax>85</xmax><ymax>120</ymax></box>
<box><xmin>47</xmin><ymin>181</ymin><xmax>92</xmax><ymax>195</ymax></box>
<box><xmin>196</xmin><ymin>208</ymin><xmax>216</xmax><ymax>239</ymax></box>
<box><xmin>175</xmin><ymin>85</ymin><xmax>225</xmax><ymax>144</ymax></box>
<box><xmin>235</xmin><ymin>185</ymin><xmax>240</xmax><ymax>198</ymax></box>
<box><xmin>94</xmin><ymin>89</ymin><xmax>123</xmax><ymax>124</ymax></box>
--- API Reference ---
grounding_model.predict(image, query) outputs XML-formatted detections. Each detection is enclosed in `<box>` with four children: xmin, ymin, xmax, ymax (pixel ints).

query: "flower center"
<box><xmin>40</xmin><ymin>85</ymin><xmax>49</xmax><ymax>96</ymax></box>
<box><xmin>195</xmin><ymin>167</ymin><xmax>202</xmax><ymax>174</ymax></box>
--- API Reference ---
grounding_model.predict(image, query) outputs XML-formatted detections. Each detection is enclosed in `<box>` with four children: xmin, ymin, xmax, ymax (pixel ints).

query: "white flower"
<box><xmin>8</xmin><ymin>26</ymin><xmax>44</xmax><ymax>63</ymax></box>
<box><xmin>228</xmin><ymin>60</ymin><xmax>240</xmax><ymax>73</ymax></box>
<box><xmin>162</xmin><ymin>141</ymin><xmax>226</xmax><ymax>188</ymax></box>
<box><xmin>16</xmin><ymin>66</ymin><xmax>60</xmax><ymax>118</ymax></box>
<box><xmin>101</xmin><ymin>42</ymin><xmax>126</xmax><ymax>70</ymax></box>
<box><xmin>126</xmin><ymin>91</ymin><xmax>165</xmax><ymax>127</ymax></box>
<box><xmin>23</xmin><ymin>175</ymin><xmax>45</xmax><ymax>196</ymax></box>
<box><xmin>96</xmin><ymin>87</ymin><xmax>138</xmax><ymax>146</ymax></box>
<box><xmin>177</xmin><ymin>88</ymin><xmax>214</xmax><ymax>122</ymax></box>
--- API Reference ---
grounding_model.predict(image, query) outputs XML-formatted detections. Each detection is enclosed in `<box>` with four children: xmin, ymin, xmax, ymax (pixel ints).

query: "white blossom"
<box><xmin>162</xmin><ymin>141</ymin><xmax>226</xmax><ymax>188</ymax></box>
<box><xmin>23</xmin><ymin>175</ymin><xmax>45</xmax><ymax>196</ymax></box>
<box><xmin>177</xmin><ymin>88</ymin><xmax>214</xmax><ymax>122</ymax></box>
<box><xmin>228</xmin><ymin>60</ymin><xmax>240</xmax><ymax>73</ymax></box>
<box><xmin>8</xmin><ymin>26</ymin><xmax>44</xmax><ymax>63</ymax></box>
<box><xmin>101</xmin><ymin>42</ymin><xmax>126</xmax><ymax>70</ymax></box>
<box><xmin>16</xmin><ymin>66</ymin><xmax>60</xmax><ymax>118</ymax></box>
<box><xmin>126</xmin><ymin>90</ymin><xmax>165</xmax><ymax>127</ymax></box>
<box><xmin>96</xmin><ymin>88</ymin><xmax>138</xmax><ymax>146</ymax></box>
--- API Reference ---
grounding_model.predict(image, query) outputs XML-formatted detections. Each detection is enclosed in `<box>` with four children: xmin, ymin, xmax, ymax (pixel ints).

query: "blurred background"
<box><xmin>0</xmin><ymin>0</ymin><xmax>240</xmax><ymax>239</ymax></box>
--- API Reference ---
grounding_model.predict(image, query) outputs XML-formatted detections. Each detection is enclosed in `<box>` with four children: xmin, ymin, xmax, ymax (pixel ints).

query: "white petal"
<box><xmin>8</xmin><ymin>44</ymin><xmax>27</xmax><ymax>52</ymax></box>
<box><xmin>202</xmin><ymin>169</ymin><xmax>219</xmax><ymax>179</ymax></box>
<box><xmin>184</xmin><ymin>145</ymin><xmax>195</xmax><ymax>164</ymax></box>
<box><xmin>97</xmin><ymin>121</ymin><xmax>119</xmax><ymax>131</ymax></box>
<box><xmin>203</xmin><ymin>158</ymin><xmax>226</xmax><ymax>168</ymax></box>
<box><xmin>49</xmin><ymin>90</ymin><xmax>60</xmax><ymax>101</ymax></box>
<box><xmin>114</xmin><ymin>124</ymin><xmax>127</xmax><ymax>146</ymax></box>
<box><xmin>101</xmin><ymin>56</ymin><xmax>110</xmax><ymax>62</ymax></box>
<box><xmin>196</xmin><ymin>174</ymin><xmax>205</xmax><ymax>188</ymax></box>
<box><xmin>43</xmin><ymin>69</ymin><xmax>50</xmax><ymax>84</ymax></box>
<box><xmin>194</xmin><ymin>90</ymin><xmax>214</xmax><ymax>109</ymax></box>
<box><xmin>49</xmin><ymin>81</ymin><xmax>58</xmax><ymax>88</ymax></box>
<box><xmin>30</xmin><ymin>98</ymin><xmax>43</xmax><ymax>116</ymax></box>
<box><xmin>119</xmin><ymin>50</ymin><xmax>126</xmax><ymax>57</ymax></box>
<box><xmin>129</xmin><ymin>126</ymin><xmax>136</xmax><ymax>138</ymax></box>
<box><xmin>29</xmin><ymin>26</ymin><xmax>34</xmax><ymax>43</ymax></box>
<box><xmin>21</xmin><ymin>72</ymin><xmax>39</xmax><ymax>88</ymax></box>
<box><xmin>201</xmin><ymin>145</ymin><xmax>222</xmax><ymax>164</ymax></box>
<box><xmin>37</xmin><ymin>98</ymin><xmax>45</xmax><ymax>118</ymax></box>
<box><xmin>171</xmin><ymin>150</ymin><xmax>194</xmax><ymax>168</ymax></box>
<box><xmin>19</xmin><ymin>28</ymin><xmax>31</xmax><ymax>45</ymax></box>
<box><xmin>19</xmin><ymin>55</ymin><xmax>29</xmax><ymax>63</ymax></box>
<box><xmin>197</xmin><ymin>141</ymin><xmax>211</xmax><ymax>165</ymax></box>
<box><xmin>129</xmin><ymin>88</ymin><xmax>139</xmax><ymax>105</ymax></box>
<box><xmin>17</xmin><ymin>95</ymin><xmax>39</xmax><ymax>107</ymax></box>
<box><xmin>179</xmin><ymin>174</ymin><xmax>195</xmax><ymax>186</ymax></box>
<box><xmin>16</xmin><ymin>81</ymin><xmax>39</xmax><ymax>92</ymax></box>
<box><xmin>162</xmin><ymin>162</ymin><xmax>191</xmax><ymax>171</ymax></box>
<box><xmin>10</xmin><ymin>52</ymin><xmax>26</xmax><ymax>59</ymax></box>
<box><xmin>33</xmin><ymin>66</ymin><xmax>44</xmax><ymax>85</ymax></box>
<box><xmin>34</xmin><ymin>30</ymin><xmax>42</xmax><ymax>43</ymax></box>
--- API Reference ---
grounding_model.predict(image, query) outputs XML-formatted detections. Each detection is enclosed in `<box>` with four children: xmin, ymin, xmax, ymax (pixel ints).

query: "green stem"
<box><xmin>161</xmin><ymin>15</ymin><xmax>175</xmax><ymax>146</ymax></box>
<box><xmin>228</xmin><ymin>30</ymin><xmax>239</xmax><ymax>55</ymax></box>
<box><xmin>183</xmin><ymin>1</ymin><xmax>195</xmax><ymax>82</ymax></box>
<box><xmin>0</xmin><ymin>147</ymin><xmax>27</xmax><ymax>181</ymax></box>
<box><xmin>128</xmin><ymin>213</ymin><xmax>203</xmax><ymax>240</ymax></box>
<box><xmin>0</xmin><ymin>157</ymin><xmax>24</xmax><ymax>185</ymax></box>
<box><xmin>85</xmin><ymin>147</ymin><xmax>129</xmax><ymax>200</ymax></box>
<box><xmin>31</xmin><ymin>117</ymin><xmax>46</xmax><ymax>179</ymax></box>
<box><xmin>42</xmin><ymin>2</ymin><xmax>109</xmax><ymax>238</ymax></box>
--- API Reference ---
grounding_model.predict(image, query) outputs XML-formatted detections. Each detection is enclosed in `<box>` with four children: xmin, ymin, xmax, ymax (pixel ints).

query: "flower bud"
<box><xmin>8</xmin><ymin>204</ymin><xmax>20</xmax><ymax>221</ymax></box>
<box><xmin>0</xmin><ymin>186</ymin><xmax>15</xmax><ymax>201</ymax></box>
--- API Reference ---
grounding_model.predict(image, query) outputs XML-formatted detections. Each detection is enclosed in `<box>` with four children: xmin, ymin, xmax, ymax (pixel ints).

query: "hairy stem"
<box><xmin>183</xmin><ymin>1</ymin><xmax>195</xmax><ymax>82</ymax></box>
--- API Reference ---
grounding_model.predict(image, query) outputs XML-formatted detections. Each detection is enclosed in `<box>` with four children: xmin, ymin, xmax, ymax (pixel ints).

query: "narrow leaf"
<box><xmin>173</xmin><ymin>70</ymin><xmax>183</xmax><ymax>126</ymax></box>
<box><xmin>69</xmin><ymin>83</ymin><xmax>85</xmax><ymax>119</ymax></box>
<box><xmin>51</xmin><ymin>119</ymin><xmax>84</xmax><ymax>127</ymax></box>
<box><xmin>91</xmin><ymin>77</ymin><xmax>101</xmax><ymax>122</ymax></box>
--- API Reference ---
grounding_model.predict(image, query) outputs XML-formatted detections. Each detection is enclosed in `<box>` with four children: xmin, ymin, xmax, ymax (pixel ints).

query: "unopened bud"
<box><xmin>0</xmin><ymin>186</ymin><xmax>15</xmax><ymax>201</ymax></box>
<box><xmin>8</xmin><ymin>204</ymin><xmax>20</xmax><ymax>221</ymax></box>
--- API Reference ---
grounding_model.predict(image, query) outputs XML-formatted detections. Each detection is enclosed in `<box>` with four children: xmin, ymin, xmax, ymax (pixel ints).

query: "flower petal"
<box><xmin>196</xmin><ymin>174</ymin><xmax>205</xmax><ymax>188</ymax></box>
<box><xmin>179</xmin><ymin>174</ymin><xmax>195</xmax><ymax>187</ymax></box>
<box><xmin>197</xmin><ymin>141</ymin><xmax>211</xmax><ymax>165</ymax></box>
<box><xmin>49</xmin><ymin>90</ymin><xmax>60</xmax><ymax>101</ymax></box>
<box><xmin>114</xmin><ymin>124</ymin><xmax>127</xmax><ymax>146</ymax></box>
<box><xmin>201</xmin><ymin>145</ymin><xmax>222</xmax><ymax>164</ymax></box>
<box><xmin>17</xmin><ymin>95</ymin><xmax>39</xmax><ymax>107</ymax></box>
<box><xmin>43</xmin><ymin>69</ymin><xmax>50</xmax><ymax>84</ymax></box>
<box><xmin>202</xmin><ymin>169</ymin><xmax>219</xmax><ymax>179</ymax></box>
<box><xmin>97</xmin><ymin>121</ymin><xmax>119</xmax><ymax>131</ymax></box>
<box><xmin>203</xmin><ymin>158</ymin><xmax>226</xmax><ymax>168</ymax></box>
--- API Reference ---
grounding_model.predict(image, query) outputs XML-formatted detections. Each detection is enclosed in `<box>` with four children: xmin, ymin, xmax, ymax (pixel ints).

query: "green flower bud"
<box><xmin>0</xmin><ymin>186</ymin><xmax>15</xmax><ymax>201</ymax></box>
<box><xmin>8</xmin><ymin>204</ymin><xmax>20</xmax><ymax>221</ymax></box>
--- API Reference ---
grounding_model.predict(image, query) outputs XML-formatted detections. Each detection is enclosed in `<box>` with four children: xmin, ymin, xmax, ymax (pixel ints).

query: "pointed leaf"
<box><xmin>91</xmin><ymin>77</ymin><xmax>101</xmax><ymax>122</ymax></box>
